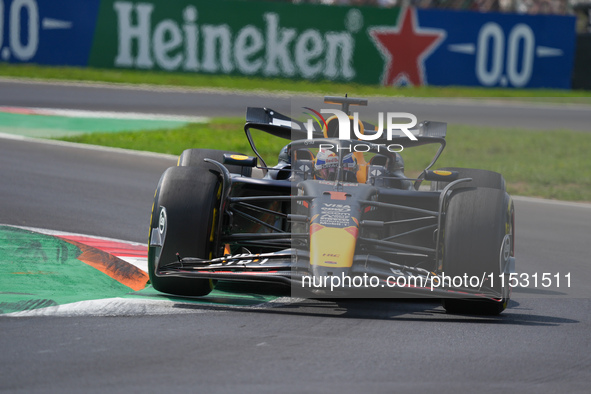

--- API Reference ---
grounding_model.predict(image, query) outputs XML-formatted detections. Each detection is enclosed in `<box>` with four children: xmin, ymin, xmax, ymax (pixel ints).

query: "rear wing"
<box><xmin>244</xmin><ymin>96</ymin><xmax>448</xmax><ymax>170</ymax></box>
<box><xmin>245</xmin><ymin>106</ymin><xmax>447</xmax><ymax>146</ymax></box>
<box><xmin>245</xmin><ymin>107</ymin><xmax>318</xmax><ymax>140</ymax></box>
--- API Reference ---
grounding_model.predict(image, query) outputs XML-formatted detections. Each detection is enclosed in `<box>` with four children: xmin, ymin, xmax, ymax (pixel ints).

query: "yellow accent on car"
<box><xmin>149</xmin><ymin>188</ymin><xmax>157</xmax><ymax>239</ymax></box>
<box><xmin>210</xmin><ymin>208</ymin><xmax>217</xmax><ymax>242</ymax></box>
<box><xmin>310</xmin><ymin>227</ymin><xmax>357</xmax><ymax>268</ymax></box>
<box><xmin>211</xmin><ymin>184</ymin><xmax>222</xmax><ymax>242</ymax></box>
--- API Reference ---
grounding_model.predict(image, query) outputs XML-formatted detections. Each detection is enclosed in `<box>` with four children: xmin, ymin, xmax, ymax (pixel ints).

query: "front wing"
<box><xmin>155</xmin><ymin>250</ymin><xmax>507</xmax><ymax>302</ymax></box>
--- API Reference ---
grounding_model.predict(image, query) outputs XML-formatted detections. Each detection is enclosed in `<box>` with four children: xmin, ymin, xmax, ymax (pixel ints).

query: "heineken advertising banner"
<box><xmin>0</xmin><ymin>0</ymin><xmax>577</xmax><ymax>89</ymax></box>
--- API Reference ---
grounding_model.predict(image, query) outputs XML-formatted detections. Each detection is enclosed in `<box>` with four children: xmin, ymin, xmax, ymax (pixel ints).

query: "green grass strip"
<box><xmin>0</xmin><ymin>111</ymin><xmax>188</xmax><ymax>138</ymax></box>
<box><xmin>57</xmin><ymin>119</ymin><xmax>591</xmax><ymax>202</ymax></box>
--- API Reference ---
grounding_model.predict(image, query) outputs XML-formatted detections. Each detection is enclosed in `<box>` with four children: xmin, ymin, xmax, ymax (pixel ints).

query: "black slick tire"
<box><xmin>441</xmin><ymin>187</ymin><xmax>514</xmax><ymax>315</ymax></box>
<box><xmin>148</xmin><ymin>165</ymin><xmax>220</xmax><ymax>296</ymax></box>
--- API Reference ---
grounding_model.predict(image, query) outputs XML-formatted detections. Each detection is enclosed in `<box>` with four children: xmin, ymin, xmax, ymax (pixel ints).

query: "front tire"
<box><xmin>441</xmin><ymin>187</ymin><xmax>514</xmax><ymax>315</ymax></box>
<box><xmin>148</xmin><ymin>165</ymin><xmax>220</xmax><ymax>296</ymax></box>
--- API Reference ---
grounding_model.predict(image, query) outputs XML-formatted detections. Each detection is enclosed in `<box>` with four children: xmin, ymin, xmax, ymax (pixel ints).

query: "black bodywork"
<box><xmin>149</xmin><ymin>97</ymin><xmax>515</xmax><ymax>308</ymax></box>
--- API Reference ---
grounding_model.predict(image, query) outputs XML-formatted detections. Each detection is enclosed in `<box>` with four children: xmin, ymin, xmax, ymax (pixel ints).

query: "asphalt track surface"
<box><xmin>1</xmin><ymin>78</ymin><xmax>591</xmax><ymax>131</ymax></box>
<box><xmin>1</xmin><ymin>81</ymin><xmax>590</xmax><ymax>393</ymax></box>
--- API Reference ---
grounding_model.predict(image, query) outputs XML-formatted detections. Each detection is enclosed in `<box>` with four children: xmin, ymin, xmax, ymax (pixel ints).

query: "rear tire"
<box><xmin>441</xmin><ymin>187</ymin><xmax>514</xmax><ymax>315</ymax></box>
<box><xmin>431</xmin><ymin>167</ymin><xmax>505</xmax><ymax>191</ymax></box>
<box><xmin>178</xmin><ymin>148</ymin><xmax>251</xmax><ymax>177</ymax></box>
<box><xmin>148</xmin><ymin>165</ymin><xmax>220</xmax><ymax>296</ymax></box>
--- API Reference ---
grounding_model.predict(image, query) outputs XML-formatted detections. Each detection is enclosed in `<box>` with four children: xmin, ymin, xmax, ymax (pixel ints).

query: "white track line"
<box><xmin>512</xmin><ymin>195</ymin><xmax>591</xmax><ymax>209</ymax></box>
<box><xmin>6</xmin><ymin>224</ymin><xmax>146</xmax><ymax>246</ymax></box>
<box><xmin>2</xmin><ymin>224</ymin><xmax>148</xmax><ymax>271</ymax></box>
<box><xmin>4</xmin><ymin>298</ymin><xmax>213</xmax><ymax>317</ymax></box>
<box><xmin>0</xmin><ymin>131</ymin><xmax>178</xmax><ymax>160</ymax></box>
<box><xmin>0</xmin><ymin>105</ymin><xmax>208</xmax><ymax>123</ymax></box>
<box><xmin>4</xmin><ymin>295</ymin><xmax>301</xmax><ymax>317</ymax></box>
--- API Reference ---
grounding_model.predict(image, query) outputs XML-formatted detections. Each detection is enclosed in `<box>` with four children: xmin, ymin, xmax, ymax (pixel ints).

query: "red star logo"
<box><xmin>369</xmin><ymin>8</ymin><xmax>445</xmax><ymax>86</ymax></box>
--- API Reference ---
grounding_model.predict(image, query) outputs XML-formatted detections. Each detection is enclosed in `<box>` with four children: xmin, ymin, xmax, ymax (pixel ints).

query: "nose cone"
<box><xmin>309</xmin><ymin>225</ymin><xmax>358</xmax><ymax>269</ymax></box>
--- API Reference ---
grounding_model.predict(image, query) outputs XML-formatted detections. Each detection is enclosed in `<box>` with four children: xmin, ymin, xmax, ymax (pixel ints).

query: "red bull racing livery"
<box><xmin>148</xmin><ymin>96</ymin><xmax>515</xmax><ymax>315</ymax></box>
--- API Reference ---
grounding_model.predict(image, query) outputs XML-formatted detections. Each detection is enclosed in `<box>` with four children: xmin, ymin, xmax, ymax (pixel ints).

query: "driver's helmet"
<box><xmin>314</xmin><ymin>149</ymin><xmax>358</xmax><ymax>181</ymax></box>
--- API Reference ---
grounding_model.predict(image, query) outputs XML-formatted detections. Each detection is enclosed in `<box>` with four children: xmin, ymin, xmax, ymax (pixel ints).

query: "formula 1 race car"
<box><xmin>148</xmin><ymin>96</ymin><xmax>515</xmax><ymax>315</ymax></box>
